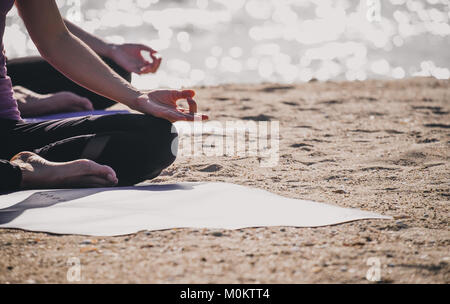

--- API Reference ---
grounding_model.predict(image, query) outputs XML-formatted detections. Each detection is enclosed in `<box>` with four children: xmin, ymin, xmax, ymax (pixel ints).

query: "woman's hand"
<box><xmin>62</xmin><ymin>20</ymin><xmax>162</xmax><ymax>75</ymax></box>
<box><xmin>14</xmin><ymin>86</ymin><xmax>93</xmax><ymax>118</ymax></box>
<box><xmin>109</xmin><ymin>43</ymin><xmax>162</xmax><ymax>74</ymax></box>
<box><xmin>134</xmin><ymin>89</ymin><xmax>209</xmax><ymax>122</ymax></box>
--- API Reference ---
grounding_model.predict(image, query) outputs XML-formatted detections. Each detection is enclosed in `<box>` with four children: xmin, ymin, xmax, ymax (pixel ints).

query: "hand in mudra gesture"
<box><xmin>110</xmin><ymin>43</ymin><xmax>162</xmax><ymax>74</ymax></box>
<box><xmin>137</xmin><ymin>89</ymin><xmax>208</xmax><ymax>122</ymax></box>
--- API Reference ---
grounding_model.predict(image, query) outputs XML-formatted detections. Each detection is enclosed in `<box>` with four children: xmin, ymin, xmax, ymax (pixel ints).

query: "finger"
<box><xmin>183</xmin><ymin>113</ymin><xmax>209</xmax><ymax>121</ymax></box>
<box><xmin>145</xmin><ymin>47</ymin><xmax>161</xmax><ymax>59</ymax></box>
<box><xmin>133</xmin><ymin>43</ymin><xmax>156</xmax><ymax>54</ymax></box>
<box><xmin>171</xmin><ymin>89</ymin><xmax>195</xmax><ymax>101</ymax></box>
<box><xmin>187</xmin><ymin>98</ymin><xmax>198</xmax><ymax>114</ymax></box>
<box><xmin>179</xmin><ymin>109</ymin><xmax>209</xmax><ymax>120</ymax></box>
<box><xmin>139</xmin><ymin>66</ymin><xmax>152</xmax><ymax>74</ymax></box>
<box><xmin>175</xmin><ymin>109</ymin><xmax>209</xmax><ymax>121</ymax></box>
<box><xmin>157</xmin><ymin>109</ymin><xmax>189</xmax><ymax>122</ymax></box>
<box><xmin>154</xmin><ymin>106</ymin><xmax>209</xmax><ymax>122</ymax></box>
<box><xmin>135</xmin><ymin>44</ymin><xmax>162</xmax><ymax>61</ymax></box>
<box><xmin>151</xmin><ymin>51</ymin><xmax>162</xmax><ymax>59</ymax></box>
<box><xmin>139</xmin><ymin>63</ymin><xmax>155</xmax><ymax>74</ymax></box>
<box><xmin>141</xmin><ymin>57</ymin><xmax>161</xmax><ymax>74</ymax></box>
<box><xmin>153</xmin><ymin>57</ymin><xmax>162</xmax><ymax>72</ymax></box>
<box><xmin>150</xmin><ymin>52</ymin><xmax>162</xmax><ymax>65</ymax></box>
<box><xmin>162</xmin><ymin>107</ymin><xmax>206</xmax><ymax>122</ymax></box>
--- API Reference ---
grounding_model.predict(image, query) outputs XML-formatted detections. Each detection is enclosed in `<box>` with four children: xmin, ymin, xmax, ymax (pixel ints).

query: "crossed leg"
<box><xmin>1</xmin><ymin>113</ymin><xmax>178</xmax><ymax>188</ymax></box>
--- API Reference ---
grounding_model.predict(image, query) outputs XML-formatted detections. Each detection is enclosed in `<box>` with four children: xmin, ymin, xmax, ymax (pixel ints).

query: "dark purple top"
<box><xmin>0</xmin><ymin>0</ymin><xmax>20</xmax><ymax>121</ymax></box>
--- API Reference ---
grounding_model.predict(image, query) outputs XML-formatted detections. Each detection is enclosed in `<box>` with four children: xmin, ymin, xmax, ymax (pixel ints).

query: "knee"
<box><xmin>127</xmin><ymin>117</ymin><xmax>177</xmax><ymax>173</ymax></box>
<box><xmin>96</xmin><ymin>118</ymin><xmax>179</xmax><ymax>185</ymax></box>
<box><xmin>141</xmin><ymin>115</ymin><xmax>178</xmax><ymax>159</ymax></box>
<box><xmin>153</xmin><ymin>119</ymin><xmax>178</xmax><ymax>169</ymax></box>
<box><xmin>121</xmin><ymin>125</ymin><xmax>177</xmax><ymax>184</ymax></box>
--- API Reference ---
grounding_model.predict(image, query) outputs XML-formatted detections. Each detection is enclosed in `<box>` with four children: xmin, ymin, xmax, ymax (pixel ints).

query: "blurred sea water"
<box><xmin>4</xmin><ymin>0</ymin><xmax>450</xmax><ymax>89</ymax></box>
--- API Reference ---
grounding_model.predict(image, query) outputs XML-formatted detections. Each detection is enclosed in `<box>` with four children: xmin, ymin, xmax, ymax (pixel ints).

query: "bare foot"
<box><xmin>10</xmin><ymin>152</ymin><xmax>118</xmax><ymax>189</ymax></box>
<box><xmin>14</xmin><ymin>86</ymin><xmax>93</xmax><ymax>118</ymax></box>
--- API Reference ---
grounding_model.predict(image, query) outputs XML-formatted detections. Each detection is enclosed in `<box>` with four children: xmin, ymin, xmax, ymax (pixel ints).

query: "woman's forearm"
<box><xmin>41</xmin><ymin>31</ymin><xmax>141</xmax><ymax>109</ymax></box>
<box><xmin>16</xmin><ymin>0</ymin><xmax>142</xmax><ymax>110</ymax></box>
<box><xmin>64</xmin><ymin>19</ymin><xmax>113</xmax><ymax>58</ymax></box>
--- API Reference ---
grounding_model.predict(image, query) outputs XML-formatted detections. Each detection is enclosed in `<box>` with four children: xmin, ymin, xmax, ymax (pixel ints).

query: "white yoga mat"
<box><xmin>0</xmin><ymin>182</ymin><xmax>391</xmax><ymax>236</ymax></box>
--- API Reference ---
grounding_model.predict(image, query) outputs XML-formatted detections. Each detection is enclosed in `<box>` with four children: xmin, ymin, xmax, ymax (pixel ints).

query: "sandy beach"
<box><xmin>0</xmin><ymin>77</ymin><xmax>448</xmax><ymax>283</ymax></box>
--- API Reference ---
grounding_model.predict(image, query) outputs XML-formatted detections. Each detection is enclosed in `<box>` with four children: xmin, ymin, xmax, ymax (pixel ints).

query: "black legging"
<box><xmin>0</xmin><ymin>56</ymin><xmax>177</xmax><ymax>191</ymax></box>
<box><xmin>6</xmin><ymin>56</ymin><xmax>130</xmax><ymax>110</ymax></box>
<box><xmin>0</xmin><ymin>159</ymin><xmax>22</xmax><ymax>190</ymax></box>
<box><xmin>0</xmin><ymin>113</ymin><xmax>178</xmax><ymax>190</ymax></box>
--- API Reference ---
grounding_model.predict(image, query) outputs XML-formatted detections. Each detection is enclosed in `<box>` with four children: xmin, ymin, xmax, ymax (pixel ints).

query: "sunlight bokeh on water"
<box><xmin>5</xmin><ymin>0</ymin><xmax>450</xmax><ymax>89</ymax></box>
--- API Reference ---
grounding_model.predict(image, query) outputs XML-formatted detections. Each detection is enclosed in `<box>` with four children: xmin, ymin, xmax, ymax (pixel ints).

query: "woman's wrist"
<box><xmin>128</xmin><ymin>91</ymin><xmax>150</xmax><ymax>112</ymax></box>
<box><xmin>104</xmin><ymin>43</ymin><xmax>118</xmax><ymax>59</ymax></box>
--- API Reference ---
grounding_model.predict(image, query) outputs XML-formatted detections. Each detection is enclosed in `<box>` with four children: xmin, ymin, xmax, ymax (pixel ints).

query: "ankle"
<box><xmin>10</xmin><ymin>152</ymin><xmax>39</xmax><ymax>189</ymax></box>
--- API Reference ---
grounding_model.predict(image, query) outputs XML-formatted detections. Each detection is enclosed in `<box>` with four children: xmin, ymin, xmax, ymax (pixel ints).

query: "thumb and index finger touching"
<box><xmin>171</xmin><ymin>90</ymin><xmax>208</xmax><ymax>121</ymax></box>
<box><xmin>132</xmin><ymin>44</ymin><xmax>162</xmax><ymax>74</ymax></box>
<box><xmin>171</xmin><ymin>90</ymin><xmax>196</xmax><ymax>112</ymax></box>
